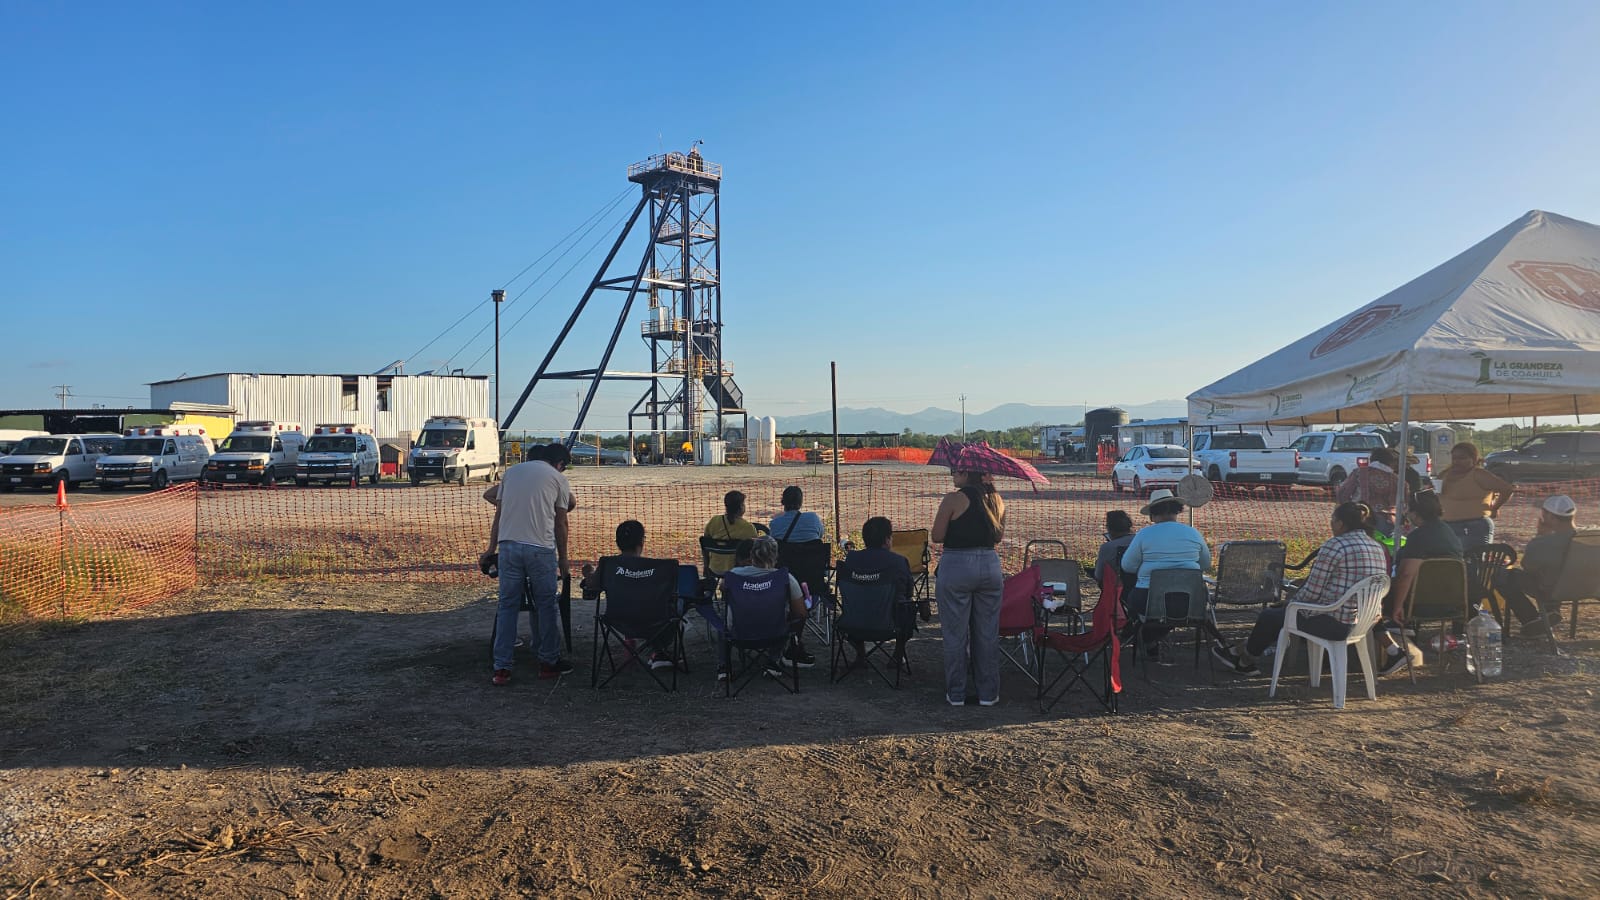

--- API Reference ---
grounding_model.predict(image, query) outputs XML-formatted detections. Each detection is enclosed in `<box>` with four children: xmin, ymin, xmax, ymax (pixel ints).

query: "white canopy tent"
<box><xmin>1188</xmin><ymin>209</ymin><xmax>1600</xmax><ymax>516</ymax></box>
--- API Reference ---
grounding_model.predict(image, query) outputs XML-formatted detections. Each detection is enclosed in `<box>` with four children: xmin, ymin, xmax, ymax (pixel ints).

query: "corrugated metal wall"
<box><xmin>150</xmin><ymin>374</ymin><xmax>489</xmax><ymax>438</ymax></box>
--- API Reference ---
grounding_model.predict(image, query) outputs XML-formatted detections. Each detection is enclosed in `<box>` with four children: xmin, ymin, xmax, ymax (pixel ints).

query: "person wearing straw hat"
<box><xmin>1494</xmin><ymin>494</ymin><xmax>1579</xmax><ymax>637</ymax></box>
<box><xmin>1119</xmin><ymin>489</ymin><xmax>1211</xmax><ymax>660</ymax></box>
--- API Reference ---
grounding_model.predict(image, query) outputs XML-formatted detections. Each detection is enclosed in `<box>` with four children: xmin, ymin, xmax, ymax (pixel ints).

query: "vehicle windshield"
<box><xmin>418</xmin><ymin>430</ymin><xmax>466</xmax><ymax>449</ymax></box>
<box><xmin>13</xmin><ymin>437</ymin><xmax>68</xmax><ymax>455</ymax></box>
<box><xmin>1209</xmin><ymin>434</ymin><xmax>1264</xmax><ymax>450</ymax></box>
<box><xmin>1147</xmin><ymin>447</ymin><xmax>1189</xmax><ymax>459</ymax></box>
<box><xmin>119</xmin><ymin>438</ymin><xmax>167</xmax><ymax>455</ymax></box>
<box><xmin>305</xmin><ymin>437</ymin><xmax>357</xmax><ymax>453</ymax></box>
<box><xmin>220</xmin><ymin>435</ymin><xmax>272</xmax><ymax>453</ymax></box>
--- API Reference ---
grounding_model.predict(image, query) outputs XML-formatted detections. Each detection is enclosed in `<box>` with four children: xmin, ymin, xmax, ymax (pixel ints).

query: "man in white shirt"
<box><xmin>484</xmin><ymin>443</ymin><xmax>575</xmax><ymax>684</ymax></box>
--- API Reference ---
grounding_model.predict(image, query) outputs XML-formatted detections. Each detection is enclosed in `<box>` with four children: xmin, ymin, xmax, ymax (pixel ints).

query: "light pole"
<box><xmin>959</xmin><ymin>393</ymin><xmax>967</xmax><ymax>441</ymax></box>
<box><xmin>491</xmin><ymin>289</ymin><xmax>505</xmax><ymax>427</ymax></box>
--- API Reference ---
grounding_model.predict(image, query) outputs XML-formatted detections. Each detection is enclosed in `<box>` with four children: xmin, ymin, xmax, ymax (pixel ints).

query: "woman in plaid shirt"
<box><xmin>1214</xmin><ymin>502</ymin><xmax>1389</xmax><ymax>675</ymax></box>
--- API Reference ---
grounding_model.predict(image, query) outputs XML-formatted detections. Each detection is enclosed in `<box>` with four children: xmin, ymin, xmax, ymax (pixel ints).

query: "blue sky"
<box><xmin>4</xmin><ymin>2</ymin><xmax>1599</xmax><ymax>430</ymax></box>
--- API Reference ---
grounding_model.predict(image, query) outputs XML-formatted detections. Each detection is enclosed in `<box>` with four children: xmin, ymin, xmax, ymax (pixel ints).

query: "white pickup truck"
<box><xmin>1190</xmin><ymin>432</ymin><xmax>1299</xmax><ymax>487</ymax></box>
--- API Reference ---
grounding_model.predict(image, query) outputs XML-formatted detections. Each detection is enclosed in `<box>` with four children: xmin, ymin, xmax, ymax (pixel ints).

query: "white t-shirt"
<box><xmin>497</xmin><ymin>461</ymin><xmax>573</xmax><ymax>549</ymax></box>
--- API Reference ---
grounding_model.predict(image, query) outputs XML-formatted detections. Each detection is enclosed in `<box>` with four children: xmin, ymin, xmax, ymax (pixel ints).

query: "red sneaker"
<box><xmin>538</xmin><ymin>660</ymin><xmax>574</xmax><ymax>679</ymax></box>
<box><xmin>492</xmin><ymin>669</ymin><xmax>511</xmax><ymax>686</ymax></box>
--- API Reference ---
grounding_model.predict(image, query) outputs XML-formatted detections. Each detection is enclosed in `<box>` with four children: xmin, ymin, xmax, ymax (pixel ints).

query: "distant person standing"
<box><xmin>1438</xmin><ymin>442</ymin><xmax>1513</xmax><ymax>548</ymax></box>
<box><xmin>769</xmin><ymin>485</ymin><xmax>825</xmax><ymax>542</ymax></box>
<box><xmin>484</xmin><ymin>443</ymin><xmax>575</xmax><ymax>685</ymax></box>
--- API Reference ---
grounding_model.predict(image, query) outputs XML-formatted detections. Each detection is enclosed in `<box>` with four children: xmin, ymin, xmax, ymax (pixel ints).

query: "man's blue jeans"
<box><xmin>493</xmin><ymin>541</ymin><xmax>562</xmax><ymax>670</ymax></box>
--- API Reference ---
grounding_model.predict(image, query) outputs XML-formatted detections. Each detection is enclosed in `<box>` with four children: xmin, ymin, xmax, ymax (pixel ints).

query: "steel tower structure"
<box><xmin>501</xmin><ymin>150</ymin><xmax>744</xmax><ymax>451</ymax></box>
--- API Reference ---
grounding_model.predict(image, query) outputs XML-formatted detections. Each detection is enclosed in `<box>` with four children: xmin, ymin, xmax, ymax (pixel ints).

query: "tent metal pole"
<box><xmin>1395</xmin><ymin>393</ymin><xmax>1411</xmax><ymax>540</ymax></box>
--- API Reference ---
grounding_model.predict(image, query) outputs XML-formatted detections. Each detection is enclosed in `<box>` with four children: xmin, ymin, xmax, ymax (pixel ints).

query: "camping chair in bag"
<box><xmin>997</xmin><ymin>565</ymin><xmax>1047</xmax><ymax>686</ymax></box>
<box><xmin>778</xmin><ymin>539</ymin><xmax>834</xmax><ymax>646</ymax></box>
<box><xmin>720</xmin><ymin>567</ymin><xmax>802</xmax><ymax>697</ymax></box>
<box><xmin>831</xmin><ymin>565</ymin><xmax>911</xmax><ymax>688</ymax></box>
<box><xmin>1465</xmin><ymin>543</ymin><xmax>1518</xmax><ymax>634</ymax></box>
<box><xmin>1208</xmin><ymin>540</ymin><xmax>1286</xmax><ymax>638</ymax></box>
<box><xmin>1396</xmin><ymin>557</ymin><xmax>1472</xmax><ymax>683</ymax></box>
<box><xmin>1270</xmin><ymin>573</ymin><xmax>1390</xmax><ymax>709</ymax></box>
<box><xmin>1038</xmin><ymin>564</ymin><xmax>1126</xmax><ymax>714</ymax></box>
<box><xmin>590</xmin><ymin>557</ymin><xmax>685</xmax><ymax>691</ymax></box>
<box><xmin>1553</xmin><ymin>531</ymin><xmax>1600</xmax><ymax>642</ymax></box>
<box><xmin>890</xmin><ymin>528</ymin><xmax>934</xmax><ymax>617</ymax></box>
<box><xmin>1131</xmin><ymin>568</ymin><xmax>1214</xmax><ymax>679</ymax></box>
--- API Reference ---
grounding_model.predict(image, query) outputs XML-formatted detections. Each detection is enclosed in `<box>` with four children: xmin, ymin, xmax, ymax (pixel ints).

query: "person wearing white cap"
<box><xmin>1494</xmin><ymin>494</ymin><xmax>1578</xmax><ymax>637</ymax></box>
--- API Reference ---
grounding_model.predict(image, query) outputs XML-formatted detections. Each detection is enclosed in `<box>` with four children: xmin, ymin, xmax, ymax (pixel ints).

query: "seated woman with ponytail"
<box><xmin>1212</xmin><ymin>502</ymin><xmax>1390</xmax><ymax>675</ymax></box>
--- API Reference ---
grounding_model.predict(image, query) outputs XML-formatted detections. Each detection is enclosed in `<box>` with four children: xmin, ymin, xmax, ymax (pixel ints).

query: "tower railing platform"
<box><xmin>628</xmin><ymin>153</ymin><xmax>722</xmax><ymax>183</ymax></box>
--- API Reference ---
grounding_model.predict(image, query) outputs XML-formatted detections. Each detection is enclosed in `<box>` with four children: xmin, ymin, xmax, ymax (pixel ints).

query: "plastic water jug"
<box><xmin>1466</xmin><ymin>605</ymin><xmax>1503</xmax><ymax>678</ymax></box>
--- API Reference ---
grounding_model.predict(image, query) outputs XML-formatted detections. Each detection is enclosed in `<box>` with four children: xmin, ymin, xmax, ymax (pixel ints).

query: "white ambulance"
<box><xmin>296</xmin><ymin>423</ymin><xmax>380</xmax><ymax>487</ymax></box>
<box><xmin>1</xmin><ymin>433</ymin><xmax>122</xmax><ymax>492</ymax></box>
<box><xmin>0</xmin><ymin>429</ymin><xmax>47</xmax><ymax>457</ymax></box>
<box><xmin>204</xmin><ymin>421</ymin><xmax>306</xmax><ymax>486</ymax></box>
<box><xmin>96</xmin><ymin>425</ymin><xmax>216</xmax><ymax>490</ymax></box>
<box><xmin>408</xmin><ymin>416</ymin><xmax>500</xmax><ymax>485</ymax></box>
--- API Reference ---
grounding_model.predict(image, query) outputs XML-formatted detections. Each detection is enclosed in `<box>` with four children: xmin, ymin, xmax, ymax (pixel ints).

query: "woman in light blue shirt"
<box><xmin>1121</xmin><ymin>489</ymin><xmax>1211</xmax><ymax>658</ymax></box>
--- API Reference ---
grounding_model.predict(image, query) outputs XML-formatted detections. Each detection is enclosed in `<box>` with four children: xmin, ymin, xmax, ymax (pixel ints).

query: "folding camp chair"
<box><xmin>1396</xmin><ymin>557</ymin><xmax>1472</xmax><ymax>683</ymax></box>
<box><xmin>1025</xmin><ymin>539</ymin><xmax>1083</xmax><ymax>619</ymax></box>
<box><xmin>1553</xmin><ymin>531</ymin><xmax>1600</xmax><ymax>641</ymax></box>
<box><xmin>778</xmin><ymin>539</ymin><xmax>834</xmax><ymax>646</ymax></box>
<box><xmin>1131</xmin><ymin>568</ymin><xmax>1214</xmax><ymax>679</ymax></box>
<box><xmin>1208</xmin><ymin>540</ymin><xmax>1286</xmax><ymax>640</ymax></box>
<box><xmin>590</xmin><ymin>557</ymin><xmax>685</xmax><ymax>691</ymax></box>
<box><xmin>677</xmin><ymin>563</ymin><xmax>726</xmax><ymax>645</ymax></box>
<box><xmin>700</xmin><ymin>535</ymin><xmax>743</xmax><ymax>598</ymax></box>
<box><xmin>831</xmin><ymin>566</ymin><xmax>911</xmax><ymax>688</ymax></box>
<box><xmin>997</xmin><ymin>565</ymin><xmax>1047</xmax><ymax>686</ymax></box>
<box><xmin>489</xmin><ymin>570</ymin><xmax>573</xmax><ymax>659</ymax></box>
<box><xmin>890</xmin><ymin>528</ymin><xmax>934</xmax><ymax>616</ymax></box>
<box><xmin>1465</xmin><ymin>543</ymin><xmax>1518</xmax><ymax>634</ymax></box>
<box><xmin>1038</xmin><ymin>564</ymin><xmax>1125</xmax><ymax>713</ymax></box>
<box><xmin>720</xmin><ymin>567</ymin><xmax>802</xmax><ymax>697</ymax></box>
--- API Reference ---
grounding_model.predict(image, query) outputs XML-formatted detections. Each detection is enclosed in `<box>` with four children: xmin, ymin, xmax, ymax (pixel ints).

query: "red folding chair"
<box><xmin>1038</xmin><ymin>565</ymin><xmax>1126</xmax><ymax>713</ymax></box>
<box><xmin>998</xmin><ymin>565</ymin><xmax>1048</xmax><ymax>685</ymax></box>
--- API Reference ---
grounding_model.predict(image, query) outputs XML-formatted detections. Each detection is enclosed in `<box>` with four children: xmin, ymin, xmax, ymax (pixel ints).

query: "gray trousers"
<box><xmin>936</xmin><ymin>548</ymin><xmax>1003</xmax><ymax>703</ymax></box>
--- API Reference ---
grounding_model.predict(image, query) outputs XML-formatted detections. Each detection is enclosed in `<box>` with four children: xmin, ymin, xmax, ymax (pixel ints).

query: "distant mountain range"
<box><xmin>774</xmin><ymin>400</ymin><xmax>1189</xmax><ymax>434</ymax></box>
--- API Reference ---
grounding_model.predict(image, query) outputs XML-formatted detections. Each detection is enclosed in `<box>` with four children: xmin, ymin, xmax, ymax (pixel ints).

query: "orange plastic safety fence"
<box><xmin>0</xmin><ymin>483</ymin><xmax>197</xmax><ymax>622</ymax></box>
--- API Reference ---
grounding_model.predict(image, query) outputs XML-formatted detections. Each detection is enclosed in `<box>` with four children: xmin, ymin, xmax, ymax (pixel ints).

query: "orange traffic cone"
<box><xmin>55</xmin><ymin>477</ymin><xmax>67</xmax><ymax>509</ymax></box>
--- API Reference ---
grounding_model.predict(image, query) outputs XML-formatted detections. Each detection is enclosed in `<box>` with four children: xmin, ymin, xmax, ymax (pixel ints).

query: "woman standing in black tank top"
<box><xmin>931</xmin><ymin>470</ymin><xmax>1006</xmax><ymax>707</ymax></box>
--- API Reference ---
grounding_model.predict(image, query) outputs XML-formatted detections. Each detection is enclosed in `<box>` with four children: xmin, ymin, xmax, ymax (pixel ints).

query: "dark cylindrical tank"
<box><xmin>1084</xmin><ymin>407</ymin><xmax>1129</xmax><ymax>450</ymax></box>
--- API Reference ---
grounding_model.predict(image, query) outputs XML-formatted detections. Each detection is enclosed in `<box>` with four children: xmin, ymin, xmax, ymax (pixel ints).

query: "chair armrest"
<box><xmin>1284</xmin><ymin>596</ymin><xmax>1341</xmax><ymax>629</ymax></box>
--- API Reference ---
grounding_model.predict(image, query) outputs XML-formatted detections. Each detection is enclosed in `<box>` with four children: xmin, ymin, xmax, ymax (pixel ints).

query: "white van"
<box><xmin>408</xmin><ymin>416</ymin><xmax>500</xmax><ymax>485</ymax></box>
<box><xmin>296</xmin><ymin>424</ymin><xmax>380</xmax><ymax>487</ymax></box>
<box><xmin>0</xmin><ymin>433</ymin><xmax>123</xmax><ymax>492</ymax></box>
<box><xmin>0</xmin><ymin>429</ymin><xmax>47</xmax><ymax>457</ymax></box>
<box><xmin>96</xmin><ymin>425</ymin><xmax>216</xmax><ymax>490</ymax></box>
<box><xmin>204</xmin><ymin>421</ymin><xmax>306</xmax><ymax>486</ymax></box>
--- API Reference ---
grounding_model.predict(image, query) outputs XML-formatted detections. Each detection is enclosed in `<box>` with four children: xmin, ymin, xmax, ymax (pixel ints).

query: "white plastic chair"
<box><xmin>1270</xmin><ymin>573</ymin><xmax>1391</xmax><ymax>709</ymax></box>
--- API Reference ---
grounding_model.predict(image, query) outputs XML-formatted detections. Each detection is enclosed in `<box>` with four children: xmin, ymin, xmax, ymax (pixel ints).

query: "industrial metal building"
<box><xmin>149</xmin><ymin>373</ymin><xmax>489</xmax><ymax>439</ymax></box>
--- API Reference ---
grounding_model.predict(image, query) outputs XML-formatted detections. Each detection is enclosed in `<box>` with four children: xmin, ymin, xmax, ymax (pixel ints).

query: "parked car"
<box><xmin>1190</xmin><ymin>432</ymin><xmax>1299</xmax><ymax>486</ymax></box>
<box><xmin>568</xmin><ymin>441</ymin><xmax>632</xmax><ymax>466</ymax></box>
<box><xmin>96</xmin><ymin>425</ymin><xmax>215</xmax><ymax>490</ymax></box>
<box><xmin>1289</xmin><ymin>431</ymin><xmax>1387</xmax><ymax>487</ymax></box>
<box><xmin>1111</xmin><ymin>444</ymin><xmax>1202</xmax><ymax>493</ymax></box>
<box><xmin>0</xmin><ymin>434</ymin><xmax>123</xmax><ymax>492</ymax></box>
<box><xmin>1484</xmin><ymin>431</ymin><xmax>1600</xmax><ymax>482</ymax></box>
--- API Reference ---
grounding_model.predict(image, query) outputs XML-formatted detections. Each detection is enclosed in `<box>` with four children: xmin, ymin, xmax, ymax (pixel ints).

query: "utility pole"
<box><xmin>491</xmin><ymin>289</ymin><xmax>505</xmax><ymax>428</ymax></box>
<box><xmin>959</xmin><ymin>393</ymin><xmax>967</xmax><ymax>441</ymax></box>
<box><xmin>52</xmin><ymin>385</ymin><xmax>72</xmax><ymax>409</ymax></box>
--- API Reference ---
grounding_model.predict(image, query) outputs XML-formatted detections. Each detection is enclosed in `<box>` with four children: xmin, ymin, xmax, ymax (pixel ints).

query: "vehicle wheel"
<box><xmin>1327</xmin><ymin>467</ymin><xmax>1346</xmax><ymax>488</ymax></box>
<box><xmin>152</xmin><ymin>470</ymin><xmax>169</xmax><ymax>490</ymax></box>
<box><xmin>262</xmin><ymin>467</ymin><xmax>275</xmax><ymax>487</ymax></box>
<box><xmin>457</xmin><ymin>465</ymin><xmax>468</xmax><ymax>487</ymax></box>
<box><xmin>349</xmin><ymin>472</ymin><xmax>360</xmax><ymax>488</ymax></box>
<box><xmin>1132</xmin><ymin>476</ymin><xmax>1143</xmax><ymax>494</ymax></box>
<box><xmin>1208</xmin><ymin>465</ymin><xmax>1222</xmax><ymax>482</ymax></box>
<box><xmin>1110</xmin><ymin>473</ymin><xmax>1122</xmax><ymax>493</ymax></box>
<box><xmin>56</xmin><ymin>472</ymin><xmax>71</xmax><ymax>493</ymax></box>
<box><xmin>369</xmin><ymin>467</ymin><xmax>379</xmax><ymax>485</ymax></box>
<box><xmin>296</xmin><ymin>478</ymin><xmax>309</xmax><ymax>487</ymax></box>
<box><xmin>409</xmin><ymin>471</ymin><xmax>421</xmax><ymax>486</ymax></box>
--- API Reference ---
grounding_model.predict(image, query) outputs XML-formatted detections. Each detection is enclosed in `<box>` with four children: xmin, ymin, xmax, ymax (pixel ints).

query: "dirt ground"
<box><xmin>3</xmin><ymin>579</ymin><xmax>1598</xmax><ymax>899</ymax></box>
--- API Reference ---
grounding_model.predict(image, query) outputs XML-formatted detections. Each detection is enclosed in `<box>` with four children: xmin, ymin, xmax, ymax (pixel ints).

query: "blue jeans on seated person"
<box><xmin>493</xmin><ymin>541</ymin><xmax>562</xmax><ymax>670</ymax></box>
<box><xmin>1245</xmin><ymin>606</ymin><xmax>1351</xmax><ymax>658</ymax></box>
<box><xmin>1445</xmin><ymin>516</ymin><xmax>1494</xmax><ymax>549</ymax></box>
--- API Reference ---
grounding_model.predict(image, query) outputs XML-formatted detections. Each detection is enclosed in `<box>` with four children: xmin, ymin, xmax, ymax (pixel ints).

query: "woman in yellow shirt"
<box><xmin>1437</xmin><ymin>442</ymin><xmax>1513</xmax><ymax>548</ymax></box>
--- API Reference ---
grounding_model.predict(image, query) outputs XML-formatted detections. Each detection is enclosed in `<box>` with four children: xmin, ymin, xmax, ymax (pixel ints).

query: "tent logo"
<box><xmin>1270</xmin><ymin>392</ymin><xmax>1302</xmax><ymax>416</ymax></box>
<box><xmin>1345</xmin><ymin>372</ymin><xmax>1381</xmax><ymax>403</ymax></box>
<box><xmin>1509</xmin><ymin>260</ymin><xmax>1600</xmax><ymax>312</ymax></box>
<box><xmin>1204</xmin><ymin>401</ymin><xmax>1238</xmax><ymax>420</ymax></box>
<box><xmin>1311</xmin><ymin>305</ymin><xmax>1401</xmax><ymax>359</ymax></box>
<box><xmin>1471</xmin><ymin>351</ymin><xmax>1563</xmax><ymax>385</ymax></box>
